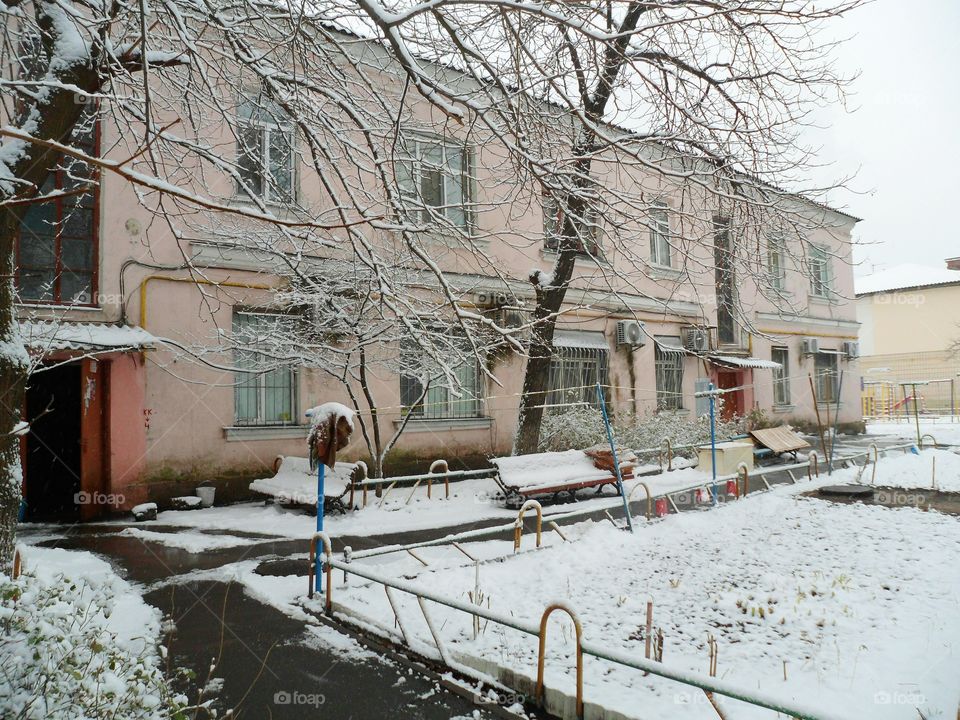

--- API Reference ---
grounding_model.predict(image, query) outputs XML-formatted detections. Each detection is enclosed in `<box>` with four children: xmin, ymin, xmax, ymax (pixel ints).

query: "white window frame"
<box><xmin>772</xmin><ymin>346</ymin><xmax>791</xmax><ymax>405</ymax></box>
<box><xmin>237</xmin><ymin>95</ymin><xmax>295</xmax><ymax>204</ymax></box>
<box><xmin>396</xmin><ymin>133</ymin><xmax>472</xmax><ymax>230</ymax></box>
<box><xmin>543</xmin><ymin>192</ymin><xmax>602</xmax><ymax>257</ymax></box>
<box><xmin>399</xmin><ymin>340</ymin><xmax>483</xmax><ymax>420</ymax></box>
<box><xmin>809</xmin><ymin>244</ymin><xmax>832</xmax><ymax>298</ymax></box>
<box><xmin>767</xmin><ymin>232</ymin><xmax>786</xmax><ymax>290</ymax></box>
<box><xmin>814</xmin><ymin>351</ymin><xmax>839</xmax><ymax>403</ymax></box>
<box><xmin>546</xmin><ymin>345</ymin><xmax>609</xmax><ymax>410</ymax></box>
<box><xmin>649</xmin><ymin>202</ymin><xmax>672</xmax><ymax>268</ymax></box>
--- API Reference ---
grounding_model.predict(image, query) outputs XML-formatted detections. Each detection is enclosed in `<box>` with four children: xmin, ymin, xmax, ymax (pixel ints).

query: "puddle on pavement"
<box><xmin>147</xmin><ymin>580</ymin><xmax>493</xmax><ymax>719</ymax></box>
<box><xmin>805</xmin><ymin>485</ymin><xmax>960</xmax><ymax>515</ymax></box>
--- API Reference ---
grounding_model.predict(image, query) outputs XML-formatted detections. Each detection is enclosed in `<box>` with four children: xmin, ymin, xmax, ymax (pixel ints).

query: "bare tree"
<box><xmin>0</xmin><ymin>0</ymin><xmax>862</xmax><ymax>564</ymax></box>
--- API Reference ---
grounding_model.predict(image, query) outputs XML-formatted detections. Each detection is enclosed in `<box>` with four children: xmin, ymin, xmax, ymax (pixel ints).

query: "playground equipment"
<box><xmin>513</xmin><ymin>499</ymin><xmax>543</xmax><ymax>552</ymax></box>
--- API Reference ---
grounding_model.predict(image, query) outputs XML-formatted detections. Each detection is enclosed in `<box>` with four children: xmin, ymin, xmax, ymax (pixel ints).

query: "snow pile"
<box><xmin>867</xmin><ymin>418</ymin><xmax>960</xmax><ymax>446</ymax></box>
<box><xmin>0</xmin><ymin>547</ymin><xmax>185</xmax><ymax>719</ymax></box>
<box><xmin>330</xmin><ymin>484</ymin><xmax>960</xmax><ymax>719</ymax></box>
<box><xmin>492</xmin><ymin>450</ymin><xmax>613</xmax><ymax>491</ymax></box>
<box><xmin>120</xmin><ymin>527</ymin><xmax>263</xmax><ymax>552</ymax></box>
<box><xmin>249</xmin><ymin>456</ymin><xmax>357</xmax><ymax>504</ymax></box>
<box><xmin>305</xmin><ymin>402</ymin><xmax>355</xmax><ymax>431</ymax></box>
<box><xmin>831</xmin><ymin>446</ymin><xmax>960</xmax><ymax>492</ymax></box>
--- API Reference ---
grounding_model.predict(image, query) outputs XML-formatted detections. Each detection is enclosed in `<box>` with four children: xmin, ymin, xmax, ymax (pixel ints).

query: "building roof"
<box><xmin>21</xmin><ymin>321</ymin><xmax>158</xmax><ymax>353</ymax></box>
<box><xmin>854</xmin><ymin>264</ymin><xmax>960</xmax><ymax>296</ymax></box>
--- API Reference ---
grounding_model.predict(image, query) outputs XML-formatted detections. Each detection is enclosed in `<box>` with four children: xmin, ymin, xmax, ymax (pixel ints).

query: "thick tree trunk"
<box><xmin>0</xmin><ymin>211</ymin><xmax>28</xmax><ymax>569</ymax></box>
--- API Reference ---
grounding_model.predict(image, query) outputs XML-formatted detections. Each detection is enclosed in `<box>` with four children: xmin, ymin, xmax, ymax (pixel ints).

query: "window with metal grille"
<box><xmin>655</xmin><ymin>336</ymin><xmax>685</xmax><ymax>410</ymax></box>
<box><xmin>237</xmin><ymin>94</ymin><xmax>295</xmax><ymax>204</ymax></box>
<box><xmin>543</xmin><ymin>192</ymin><xmax>601</xmax><ymax>257</ymax></box>
<box><xmin>814</xmin><ymin>351</ymin><xmax>839</xmax><ymax>403</ymax></box>
<box><xmin>648</xmin><ymin>202</ymin><xmax>671</xmax><ymax>267</ymax></box>
<box><xmin>396</xmin><ymin>134</ymin><xmax>472</xmax><ymax>229</ymax></box>
<box><xmin>15</xmin><ymin>104</ymin><xmax>98</xmax><ymax>305</ymax></box>
<box><xmin>400</xmin><ymin>343</ymin><xmax>482</xmax><ymax>419</ymax></box>
<box><xmin>714</xmin><ymin>218</ymin><xmax>737</xmax><ymax>345</ymax></box>
<box><xmin>809</xmin><ymin>244</ymin><xmax>832</xmax><ymax>297</ymax></box>
<box><xmin>233</xmin><ymin>312</ymin><xmax>297</xmax><ymax>425</ymax></box>
<box><xmin>772</xmin><ymin>346</ymin><xmax>791</xmax><ymax>405</ymax></box>
<box><xmin>545</xmin><ymin>346</ymin><xmax>609</xmax><ymax>411</ymax></box>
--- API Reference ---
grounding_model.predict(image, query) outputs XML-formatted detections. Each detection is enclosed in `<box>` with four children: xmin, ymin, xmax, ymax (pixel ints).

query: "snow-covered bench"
<box><xmin>249</xmin><ymin>456</ymin><xmax>360</xmax><ymax>514</ymax></box>
<box><xmin>490</xmin><ymin>448</ymin><xmax>634</xmax><ymax>508</ymax></box>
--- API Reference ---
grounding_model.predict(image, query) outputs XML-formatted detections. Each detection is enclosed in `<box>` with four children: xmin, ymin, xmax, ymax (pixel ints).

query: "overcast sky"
<box><xmin>810</xmin><ymin>0</ymin><xmax>960</xmax><ymax>277</ymax></box>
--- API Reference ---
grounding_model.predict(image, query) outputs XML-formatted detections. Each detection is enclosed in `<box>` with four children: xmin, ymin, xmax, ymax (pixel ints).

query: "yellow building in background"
<box><xmin>856</xmin><ymin>260</ymin><xmax>960</xmax><ymax>416</ymax></box>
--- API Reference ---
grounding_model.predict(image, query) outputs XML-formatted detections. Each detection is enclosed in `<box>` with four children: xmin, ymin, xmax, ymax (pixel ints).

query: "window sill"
<box><xmin>541</xmin><ymin>249</ymin><xmax>610</xmax><ymax>268</ymax></box>
<box><xmin>394</xmin><ymin>416</ymin><xmax>492</xmax><ymax>433</ymax></box>
<box><xmin>223</xmin><ymin>425</ymin><xmax>309</xmax><ymax>441</ymax></box>
<box><xmin>656</xmin><ymin>408</ymin><xmax>688</xmax><ymax>416</ymax></box>
<box><xmin>809</xmin><ymin>294</ymin><xmax>837</xmax><ymax>305</ymax></box>
<box><xmin>772</xmin><ymin>404</ymin><xmax>795</xmax><ymax>413</ymax></box>
<box><xmin>649</xmin><ymin>265</ymin><xmax>681</xmax><ymax>280</ymax></box>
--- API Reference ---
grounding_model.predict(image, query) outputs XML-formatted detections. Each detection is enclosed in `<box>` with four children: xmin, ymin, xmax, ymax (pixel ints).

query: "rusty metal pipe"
<box><xmin>919</xmin><ymin>433</ymin><xmax>938</xmax><ymax>449</ymax></box>
<box><xmin>807</xmin><ymin>451</ymin><xmax>819</xmax><ymax>481</ymax></box>
<box><xmin>307</xmin><ymin>532</ymin><xmax>333</xmax><ymax>613</ymax></box>
<box><xmin>429</xmin><ymin>459</ymin><xmax>449</xmax><ymax>500</ymax></box>
<box><xmin>736</xmin><ymin>463</ymin><xmax>749</xmax><ymax>499</ymax></box>
<box><xmin>514</xmin><ymin>499</ymin><xmax>543</xmax><ymax>552</ymax></box>
<box><xmin>627</xmin><ymin>481</ymin><xmax>653</xmax><ymax>520</ymax></box>
<box><xmin>536</xmin><ymin>603</ymin><xmax>584</xmax><ymax>719</ymax></box>
<box><xmin>868</xmin><ymin>443</ymin><xmax>879</xmax><ymax>485</ymax></box>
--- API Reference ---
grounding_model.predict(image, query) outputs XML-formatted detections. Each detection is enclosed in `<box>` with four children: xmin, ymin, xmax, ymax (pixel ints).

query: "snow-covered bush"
<box><xmin>538</xmin><ymin>400</ymin><xmax>746</xmax><ymax>457</ymax></box>
<box><xmin>0</xmin><ymin>568</ymin><xmax>189</xmax><ymax>720</ymax></box>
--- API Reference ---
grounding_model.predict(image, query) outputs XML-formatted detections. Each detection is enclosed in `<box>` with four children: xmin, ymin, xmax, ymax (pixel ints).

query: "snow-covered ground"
<box><xmin>308</xmin><ymin>457</ymin><xmax>960</xmax><ymax>720</ymax></box>
<box><xmin>867</xmin><ymin>417</ymin><xmax>960</xmax><ymax>446</ymax></box>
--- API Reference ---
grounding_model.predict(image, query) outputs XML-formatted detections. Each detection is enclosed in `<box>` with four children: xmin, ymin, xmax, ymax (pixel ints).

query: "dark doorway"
<box><xmin>25</xmin><ymin>363</ymin><xmax>82</xmax><ymax>521</ymax></box>
<box><xmin>717</xmin><ymin>370</ymin><xmax>745</xmax><ymax>421</ymax></box>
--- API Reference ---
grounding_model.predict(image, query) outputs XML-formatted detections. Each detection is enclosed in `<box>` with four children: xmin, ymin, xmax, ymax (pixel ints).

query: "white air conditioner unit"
<box><xmin>476</xmin><ymin>291</ymin><xmax>509</xmax><ymax>308</ymax></box>
<box><xmin>801</xmin><ymin>337</ymin><xmax>820</xmax><ymax>355</ymax></box>
<box><xmin>615</xmin><ymin>320</ymin><xmax>646</xmax><ymax>347</ymax></box>
<box><xmin>683</xmin><ymin>327</ymin><xmax>711</xmax><ymax>353</ymax></box>
<box><xmin>842</xmin><ymin>340</ymin><xmax>860</xmax><ymax>359</ymax></box>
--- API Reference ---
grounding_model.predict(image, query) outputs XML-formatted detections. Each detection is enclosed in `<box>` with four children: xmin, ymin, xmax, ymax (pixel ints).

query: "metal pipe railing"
<box><xmin>537</xmin><ymin>603</ymin><xmax>584</xmax><ymax>719</ymax></box>
<box><xmin>627</xmin><ymin>481</ymin><xmax>653</xmax><ymax>520</ymax></box>
<box><xmin>324</xmin><ymin>556</ymin><xmax>852</xmax><ymax>720</ymax></box>
<box><xmin>514</xmin><ymin>499</ymin><xmax>543</xmax><ymax>552</ymax></box>
<box><xmin>307</xmin><ymin>532</ymin><xmax>333</xmax><ymax>612</ymax></box>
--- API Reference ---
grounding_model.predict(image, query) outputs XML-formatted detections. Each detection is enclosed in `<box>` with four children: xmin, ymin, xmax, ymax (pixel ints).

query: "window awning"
<box><xmin>708</xmin><ymin>354</ymin><xmax>781</xmax><ymax>370</ymax></box>
<box><xmin>553</xmin><ymin>330</ymin><xmax>609</xmax><ymax>350</ymax></box>
<box><xmin>20</xmin><ymin>321</ymin><xmax>158</xmax><ymax>353</ymax></box>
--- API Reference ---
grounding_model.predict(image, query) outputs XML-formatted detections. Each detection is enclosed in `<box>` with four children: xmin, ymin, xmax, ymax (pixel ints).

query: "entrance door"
<box><xmin>716</xmin><ymin>370</ymin><xmax>745</xmax><ymax>421</ymax></box>
<box><xmin>25</xmin><ymin>364</ymin><xmax>82</xmax><ymax>520</ymax></box>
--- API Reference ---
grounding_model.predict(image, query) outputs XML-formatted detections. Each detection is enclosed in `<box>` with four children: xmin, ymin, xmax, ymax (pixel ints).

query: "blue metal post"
<box><xmin>709</xmin><ymin>383</ymin><xmax>718</xmax><ymax>505</ymax></box>
<box><xmin>316</xmin><ymin>462</ymin><xmax>325</xmax><ymax>593</ymax></box>
<box><xmin>596</xmin><ymin>382</ymin><xmax>635</xmax><ymax>532</ymax></box>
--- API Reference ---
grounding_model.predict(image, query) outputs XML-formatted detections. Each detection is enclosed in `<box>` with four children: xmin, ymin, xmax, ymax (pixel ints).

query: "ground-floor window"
<box><xmin>546</xmin><ymin>346</ymin><xmax>609</xmax><ymax>411</ymax></box>
<box><xmin>814</xmin><ymin>351</ymin><xmax>839</xmax><ymax>403</ymax></box>
<box><xmin>655</xmin><ymin>336</ymin><xmax>685</xmax><ymax>410</ymax></box>
<box><xmin>772</xmin><ymin>346</ymin><xmax>791</xmax><ymax>405</ymax></box>
<box><xmin>400</xmin><ymin>345</ymin><xmax>483</xmax><ymax>419</ymax></box>
<box><xmin>233</xmin><ymin>311</ymin><xmax>297</xmax><ymax>425</ymax></box>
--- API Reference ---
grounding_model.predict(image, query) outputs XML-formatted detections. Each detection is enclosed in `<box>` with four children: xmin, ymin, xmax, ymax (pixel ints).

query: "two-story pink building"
<box><xmin>14</xmin><ymin>36</ymin><xmax>862</xmax><ymax>520</ymax></box>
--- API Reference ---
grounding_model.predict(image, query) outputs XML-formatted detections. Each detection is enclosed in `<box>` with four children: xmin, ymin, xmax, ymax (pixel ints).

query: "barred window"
<box><xmin>546</xmin><ymin>345</ymin><xmax>609</xmax><ymax>411</ymax></box>
<box><xmin>400</xmin><ymin>343</ymin><xmax>482</xmax><ymax>419</ymax></box>
<box><xmin>772</xmin><ymin>346</ymin><xmax>791</xmax><ymax>405</ymax></box>
<box><xmin>655</xmin><ymin>336</ymin><xmax>685</xmax><ymax>410</ymax></box>
<box><xmin>814</xmin><ymin>351</ymin><xmax>839</xmax><ymax>403</ymax></box>
<box><xmin>233</xmin><ymin>312</ymin><xmax>297</xmax><ymax>426</ymax></box>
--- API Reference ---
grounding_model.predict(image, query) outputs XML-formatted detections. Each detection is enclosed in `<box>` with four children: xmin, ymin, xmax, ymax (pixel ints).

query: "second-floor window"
<box><xmin>237</xmin><ymin>96</ymin><xmax>294</xmax><ymax>204</ymax></box>
<box><xmin>396</xmin><ymin>135</ymin><xmax>471</xmax><ymax>229</ymax></box>
<box><xmin>16</xmin><ymin>109</ymin><xmax>98</xmax><ymax>306</ymax></box>
<box><xmin>809</xmin><ymin>244</ymin><xmax>832</xmax><ymax>297</ymax></box>
<box><xmin>543</xmin><ymin>193</ymin><xmax>601</xmax><ymax>257</ymax></box>
<box><xmin>233</xmin><ymin>311</ymin><xmax>297</xmax><ymax>426</ymax></box>
<box><xmin>648</xmin><ymin>202</ymin><xmax>671</xmax><ymax>267</ymax></box>
<box><xmin>767</xmin><ymin>232</ymin><xmax>786</xmax><ymax>290</ymax></box>
<box><xmin>772</xmin><ymin>346</ymin><xmax>791</xmax><ymax>405</ymax></box>
<box><xmin>655</xmin><ymin>336</ymin><xmax>684</xmax><ymax>410</ymax></box>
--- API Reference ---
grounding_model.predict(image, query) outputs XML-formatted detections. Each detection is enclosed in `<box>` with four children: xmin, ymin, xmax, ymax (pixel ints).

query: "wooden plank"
<box><xmin>750</xmin><ymin>427</ymin><xmax>811</xmax><ymax>454</ymax></box>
